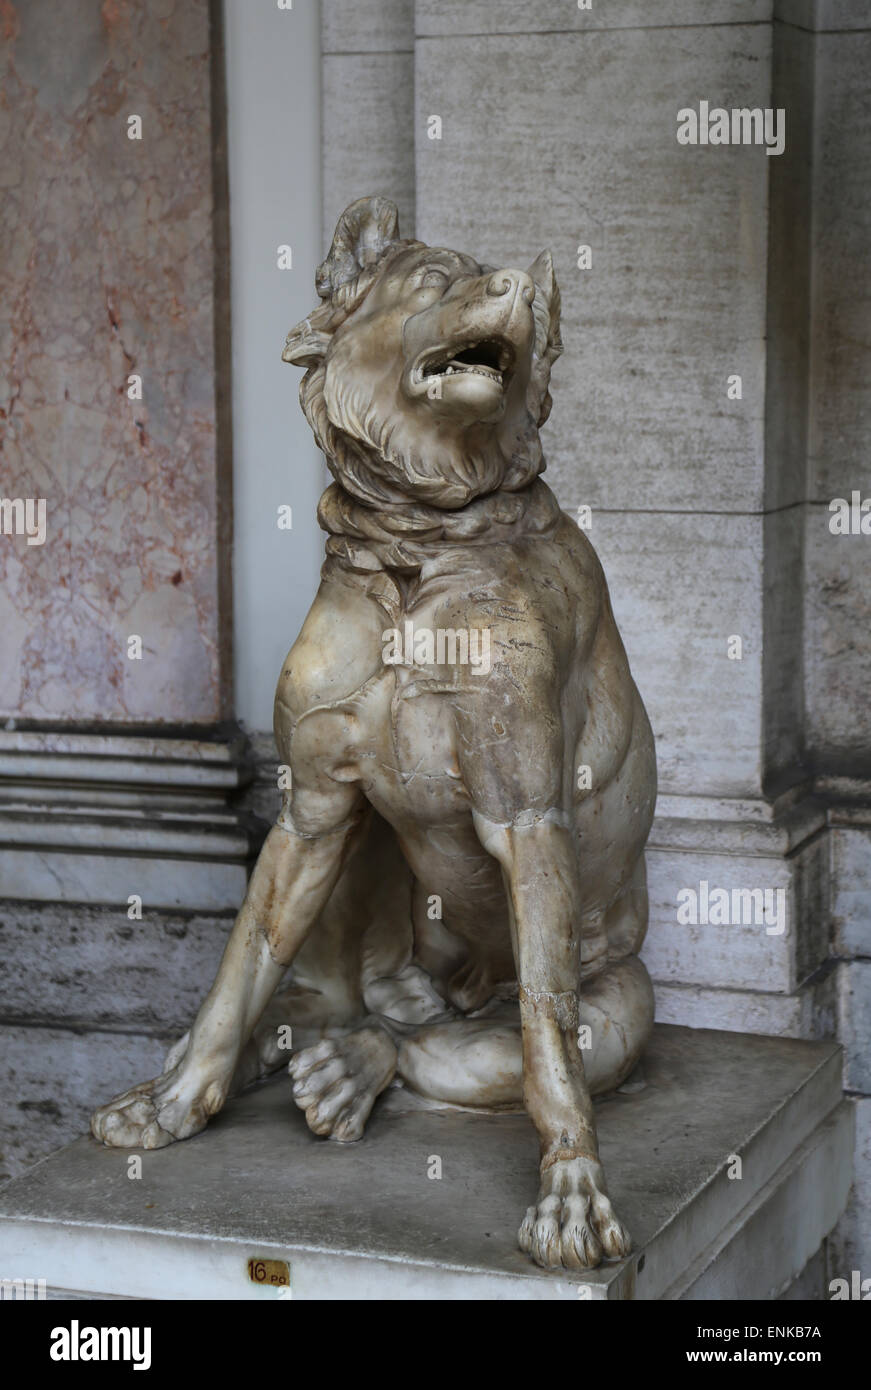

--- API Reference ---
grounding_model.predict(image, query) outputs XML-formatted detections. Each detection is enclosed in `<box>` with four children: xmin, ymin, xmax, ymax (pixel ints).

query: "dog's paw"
<box><xmin>90</xmin><ymin>1056</ymin><xmax>230</xmax><ymax>1150</ymax></box>
<box><xmin>288</xmin><ymin>1026</ymin><xmax>397</xmax><ymax>1142</ymax></box>
<box><xmin>90</xmin><ymin>1078</ymin><xmax>199</xmax><ymax>1150</ymax></box>
<box><xmin>518</xmin><ymin>1155</ymin><xmax>631</xmax><ymax>1270</ymax></box>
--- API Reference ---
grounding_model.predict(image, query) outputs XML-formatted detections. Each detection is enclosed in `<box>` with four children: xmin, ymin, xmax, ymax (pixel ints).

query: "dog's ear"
<box><xmin>281</xmin><ymin>301</ymin><xmax>337</xmax><ymax>368</ymax></box>
<box><xmin>316</xmin><ymin>196</ymin><xmax>401</xmax><ymax>301</ymax></box>
<box><xmin>527</xmin><ymin>250</ymin><xmax>563</xmax><ymax>426</ymax></box>
<box><xmin>283</xmin><ymin>197</ymin><xmax>403</xmax><ymax>369</ymax></box>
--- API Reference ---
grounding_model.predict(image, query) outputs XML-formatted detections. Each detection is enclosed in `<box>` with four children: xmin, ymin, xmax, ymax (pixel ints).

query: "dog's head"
<box><xmin>283</xmin><ymin>197</ymin><xmax>562</xmax><ymax>510</ymax></box>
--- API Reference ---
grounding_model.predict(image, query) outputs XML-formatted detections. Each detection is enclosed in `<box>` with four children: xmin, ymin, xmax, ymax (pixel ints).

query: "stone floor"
<box><xmin>0</xmin><ymin>1024</ymin><xmax>852</xmax><ymax>1300</ymax></box>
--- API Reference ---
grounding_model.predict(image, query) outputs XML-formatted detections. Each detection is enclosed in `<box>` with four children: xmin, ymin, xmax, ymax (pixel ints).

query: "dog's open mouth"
<box><xmin>415</xmin><ymin>337</ymin><xmax>515</xmax><ymax>388</ymax></box>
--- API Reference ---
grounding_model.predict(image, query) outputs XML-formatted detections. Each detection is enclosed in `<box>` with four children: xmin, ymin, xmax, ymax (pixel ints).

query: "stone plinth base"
<box><xmin>0</xmin><ymin>1026</ymin><xmax>852</xmax><ymax>1300</ymax></box>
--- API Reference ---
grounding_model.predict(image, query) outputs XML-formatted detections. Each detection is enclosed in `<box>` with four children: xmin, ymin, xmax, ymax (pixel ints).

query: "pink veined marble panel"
<box><xmin>0</xmin><ymin>0</ymin><xmax>228</xmax><ymax>724</ymax></box>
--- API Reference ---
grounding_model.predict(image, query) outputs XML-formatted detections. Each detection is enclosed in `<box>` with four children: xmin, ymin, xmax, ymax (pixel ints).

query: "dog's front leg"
<box><xmin>91</xmin><ymin>809</ymin><xmax>364</xmax><ymax>1149</ymax></box>
<box><xmin>473</xmin><ymin>811</ymin><xmax>632</xmax><ymax>1271</ymax></box>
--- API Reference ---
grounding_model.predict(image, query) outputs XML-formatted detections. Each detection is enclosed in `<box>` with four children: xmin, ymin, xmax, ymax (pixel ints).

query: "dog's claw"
<box><xmin>519</xmin><ymin>1156</ymin><xmax>631</xmax><ymax>1270</ymax></box>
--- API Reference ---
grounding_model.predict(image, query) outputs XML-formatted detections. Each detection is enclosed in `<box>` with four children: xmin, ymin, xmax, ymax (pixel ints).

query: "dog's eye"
<box><xmin>417</xmin><ymin>267</ymin><xmax>450</xmax><ymax>289</ymax></box>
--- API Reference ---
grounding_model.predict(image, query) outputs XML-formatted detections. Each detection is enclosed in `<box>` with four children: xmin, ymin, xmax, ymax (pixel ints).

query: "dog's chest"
<box><xmin>314</xmin><ymin>562</ymin><xmax>505</xmax><ymax>823</ymax></box>
<box><xmin>329</xmin><ymin>661</ymin><xmax>474</xmax><ymax>826</ymax></box>
<box><xmin>291</xmin><ymin>636</ymin><xmax>469</xmax><ymax>822</ymax></box>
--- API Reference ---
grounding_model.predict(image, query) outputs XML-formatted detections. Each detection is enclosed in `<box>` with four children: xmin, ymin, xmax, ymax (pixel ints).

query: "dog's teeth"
<box><xmin>432</xmin><ymin>356</ymin><xmax>503</xmax><ymax>385</ymax></box>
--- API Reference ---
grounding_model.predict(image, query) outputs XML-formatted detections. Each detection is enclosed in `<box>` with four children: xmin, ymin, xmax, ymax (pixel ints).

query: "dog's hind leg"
<box><xmin>286</xmin><ymin>950</ymin><xmax>450</xmax><ymax>1141</ymax></box>
<box><xmin>394</xmin><ymin>953</ymin><xmax>653</xmax><ymax>1108</ymax></box>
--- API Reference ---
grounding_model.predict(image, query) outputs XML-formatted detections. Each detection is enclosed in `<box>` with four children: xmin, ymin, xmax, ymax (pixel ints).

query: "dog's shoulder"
<box><xmin>494</xmin><ymin>510</ymin><xmax>607</xmax><ymax>659</ymax></box>
<box><xmin>273</xmin><ymin>577</ymin><xmax>387</xmax><ymax>732</ymax></box>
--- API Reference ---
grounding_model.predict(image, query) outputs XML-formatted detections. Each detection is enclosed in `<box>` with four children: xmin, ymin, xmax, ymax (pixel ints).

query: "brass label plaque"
<box><xmin>247</xmin><ymin>1257</ymin><xmax>290</xmax><ymax>1288</ymax></box>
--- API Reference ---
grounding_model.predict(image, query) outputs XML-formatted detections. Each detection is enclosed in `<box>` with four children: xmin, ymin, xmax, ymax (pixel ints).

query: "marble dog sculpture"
<box><xmin>92</xmin><ymin>197</ymin><xmax>657</xmax><ymax>1272</ymax></box>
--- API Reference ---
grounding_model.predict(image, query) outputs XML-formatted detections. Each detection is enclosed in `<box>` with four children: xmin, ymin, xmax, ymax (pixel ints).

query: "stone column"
<box><xmin>322</xmin><ymin>0</ymin><xmax>416</xmax><ymax>237</ymax></box>
<box><xmin>803</xmin><ymin>1</ymin><xmax>871</xmax><ymax>1277</ymax></box>
<box><xmin>0</xmin><ymin>0</ymin><xmax>248</xmax><ymax>1176</ymax></box>
<box><xmin>0</xmin><ymin>0</ymin><xmax>232</xmax><ymax>723</ymax></box>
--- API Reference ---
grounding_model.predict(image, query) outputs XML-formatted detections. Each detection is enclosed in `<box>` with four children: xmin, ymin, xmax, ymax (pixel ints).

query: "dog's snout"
<box><xmin>487</xmin><ymin>269</ymin><xmax>535</xmax><ymax>304</ymax></box>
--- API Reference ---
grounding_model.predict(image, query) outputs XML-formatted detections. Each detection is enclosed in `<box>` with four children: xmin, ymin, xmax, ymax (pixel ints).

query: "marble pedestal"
<box><xmin>0</xmin><ymin>1026</ymin><xmax>852</xmax><ymax>1301</ymax></box>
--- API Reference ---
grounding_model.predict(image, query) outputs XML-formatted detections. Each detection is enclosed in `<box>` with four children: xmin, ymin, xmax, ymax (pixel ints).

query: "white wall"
<box><xmin>223</xmin><ymin>0</ymin><xmax>325</xmax><ymax>733</ymax></box>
